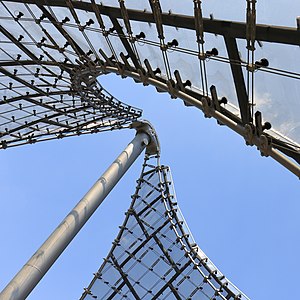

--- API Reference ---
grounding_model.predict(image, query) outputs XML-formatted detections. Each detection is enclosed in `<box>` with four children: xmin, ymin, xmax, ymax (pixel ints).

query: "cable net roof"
<box><xmin>0</xmin><ymin>0</ymin><xmax>299</xmax><ymax>171</ymax></box>
<box><xmin>80</xmin><ymin>156</ymin><xmax>249</xmax><ymax>300</ymax></box>
<box><xmin>0</xmin><ymin>0</ymin><xmax>143</xmax><ymax>148</ymax></box>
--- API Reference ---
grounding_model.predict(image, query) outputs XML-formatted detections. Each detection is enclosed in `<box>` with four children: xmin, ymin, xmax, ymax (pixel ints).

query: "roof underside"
<box><xmin>0</xmin><ymin>1</ymin><xmax>299</xmax><ymax>167</ymax></box>
<box><xmin>80</xmin><ymin>156</ymin><xmax>249</xmax><ymax>300</ymax></box>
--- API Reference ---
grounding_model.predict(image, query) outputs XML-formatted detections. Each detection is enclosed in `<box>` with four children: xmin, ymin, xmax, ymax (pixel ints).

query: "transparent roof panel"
<box><xmin>123</xmin><ymin>0</ymin><xmax>150</xmax><ymax>11</ymax></box>
<box><xmin>160</xmin><ymin>0</ymin><xmax>194</xmax><ymax>15</ymax></box>
<box><xmin>202</xmin><ymin>0</ymin><xmax>245</xmax><ymax>22</ymax></box>
<box><xmin>257</xmin><ymin>0</ymin><xmax>300</xmax><ymax>27</ymax></box>
<box><xmin>0</xmin><ymin>1</ymin><xmax>299</xmax><ymax>168</ymax></box>
<box><xmin>80</xmin><ymin>156</ymin><xmax>249</xmax><ymax>300</ymax></box>
<box><xmin>0</xmin><ymin>1</ymin><xmax>144</xmax><ymax>148</ymax></box>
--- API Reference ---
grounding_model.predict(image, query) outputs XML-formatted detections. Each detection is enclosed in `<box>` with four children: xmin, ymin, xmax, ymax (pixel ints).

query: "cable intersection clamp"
<box><xmin>244</xmin><ymin>111</ymin><xmax>272</xmax><ymax>157</ymax></box>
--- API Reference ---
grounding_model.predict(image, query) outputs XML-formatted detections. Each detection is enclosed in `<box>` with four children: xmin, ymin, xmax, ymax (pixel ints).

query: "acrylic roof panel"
<box><xmin>80</xmin><ymin>158</ymin><xmax>249</xmax><ymax>300</ymax></box>
<box><xmin>0</xmin><ymin>0</ymin><xmax>143</xmax><ymax>148</ymax></box>
<box><xmin>0</xmin><ymin>0</ymin><xmax>299</xmax><ymax>170</ymax></box>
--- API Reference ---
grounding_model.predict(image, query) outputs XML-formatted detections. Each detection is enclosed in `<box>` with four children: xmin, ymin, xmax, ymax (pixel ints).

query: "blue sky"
<box><xmin>1</xmin><ymin>74</ymin><xmax>300</xmax><ymax>300</ymax></box>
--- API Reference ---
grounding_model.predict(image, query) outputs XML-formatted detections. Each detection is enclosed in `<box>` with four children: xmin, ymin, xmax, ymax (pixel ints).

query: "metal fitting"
<box><xmin>201</xmin><ymin>97</ymin><xmax>212</xmax><ymax>118</ymax></box>
<box><xmin>130</xmin><ymin>120</ymin><xmax>160</xmax><ymax>155</ymax></box>
<box><xmin>137</xmin><ymin>68</ymin><xmax>149</xmax><ymax>86</ymax></box>
<box><xmin>244</xmin><ymin>123</ymin><xmax>255</xmax><ymax>146</ymax></box>
<box><xmin>258</xmin><ymin>134</ymin><xmax>271</xmax><ymax>157</ymax></box>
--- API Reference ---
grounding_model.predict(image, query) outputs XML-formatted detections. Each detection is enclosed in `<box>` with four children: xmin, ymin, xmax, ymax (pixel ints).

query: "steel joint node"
<box><xmin>258</xmin><ymin>134</ymin><xmax>271</xmax><ymax>157</ymax></box>
<box><xmin>201</xmin><ymin>97</ymin><xmax>212</xmax><ymax>118</ymax></box>
<box><xmin>131</xmin><ymin>120</ymin><xmax>160</xmax><ymax>155</ymax></box>
<box><xmin>244</xmin><ymin>123</ymin><xmax>255</xmax><ymax>146</ymax></box>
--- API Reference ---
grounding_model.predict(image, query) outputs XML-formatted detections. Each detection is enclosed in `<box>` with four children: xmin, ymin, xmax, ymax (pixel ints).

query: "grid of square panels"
<box><xmin>80</xmin><ymin>158</ymin><xmax>249</xmax><ymax>300</ymax></box>
<box><xmin>0</xmin><ymin>0</ymin><xmax>300</xmax><ymax>152</ymax></box>
<box><xmin>0</xmin><ymin>1</ymin><xmax>299</xmax><ymax>163</ymax></box>
<box><xmin>0</xmin><ymin>1</ymin><xmax>142</xmax><ymax>148</ymax></box>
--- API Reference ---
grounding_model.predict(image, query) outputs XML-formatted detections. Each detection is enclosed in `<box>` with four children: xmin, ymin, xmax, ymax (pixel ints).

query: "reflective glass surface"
<box><xmin>80</xmin><ymin>157</ymin><xmax>249</xmax><ymax>300</ymax></box>
<box><xmin>0</xmin><ymin>0</ymin><xmax>299</xmax><ymax>168</ymax></box>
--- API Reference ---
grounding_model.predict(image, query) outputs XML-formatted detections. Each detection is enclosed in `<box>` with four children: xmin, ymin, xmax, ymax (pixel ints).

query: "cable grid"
<box><xmin>80</xmin><ymin>155</ymin><xmax>249</xmax><ymax>300</ymax></box>
<box><xmin>0</xmin><ymin>0</ymin><xmax>299</xmax><ymax>164</ymax></box>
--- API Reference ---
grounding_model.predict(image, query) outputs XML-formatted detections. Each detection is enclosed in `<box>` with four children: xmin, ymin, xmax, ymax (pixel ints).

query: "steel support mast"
<box><xmin>0</xmin><ymin>121</ymin><xmax>159</xmax><ymax>300</ymax></box>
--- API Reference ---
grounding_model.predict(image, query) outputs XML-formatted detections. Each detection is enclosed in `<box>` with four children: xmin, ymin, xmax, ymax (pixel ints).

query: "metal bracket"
<box><xmin>167</xmin><ymin>79</ymin><xmax>177</xmax><ymax>99</ymax></box>
<box><xmin>255</xmin><ymin>111</ymin><xmax>272</xmax><ymax>156</ymax></box>
<box><xmin>174</xmin><ymin>70</ymin><xmax>191</xmax><ymax>91</ymax></box>
<box><xmin>244</xmin><ymin>111</ymin><xmax>272</xmax><ymax>156</ymax></box>
<box><xmin>137</xmin><ymin>68</ymin><xmax>149</xmax><ymax>86</ymax></box>
<box><xmin>144</xmin><ymin>59</ymin><xmax>161</xmax><ymax>78</ymax></box>
<box><xmin>99</xmin><ymin>48</ymin><xmax>115</xmax><ymax>67</ymax></box>
<box><xmin>258</xmin><ymin>134</ymin><xmax>272</xmax><ymax>157</ymax></box>
<box><xmin>201</xmin><ymin>97</ymin><xmax>212</xmax><ymax>118</ymax></box>
<box><xmin>244</xmin><ymin>123</ymin><xmax>255</xmax><ymax>146</ymax></box>
<box><xmin>245</xmin><ymin>125</ymin><xmax>271</xmax><ymax>156</ymax></box>
<box><xmin>120</xmin><ymin>52</ymin><xmax>133</xmax><ymax>71</ymax></box>
<box><xmin>130</xmin><ymin>120</ymin><xmax>160</xmax><ymax>155</ymax></box>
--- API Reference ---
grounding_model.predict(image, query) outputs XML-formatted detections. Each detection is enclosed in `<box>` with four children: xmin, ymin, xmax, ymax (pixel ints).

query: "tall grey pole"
<box><xmin>0</xmin><ymin>128</ymin><xmax>154</xmax><ymax>300</ymax></box>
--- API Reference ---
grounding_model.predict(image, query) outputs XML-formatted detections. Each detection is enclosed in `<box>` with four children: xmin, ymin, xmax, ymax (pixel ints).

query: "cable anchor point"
<box><xmin>130</xmin><ymin>120</ymin><xmax>160</xmax><ymax>156</ymax></box>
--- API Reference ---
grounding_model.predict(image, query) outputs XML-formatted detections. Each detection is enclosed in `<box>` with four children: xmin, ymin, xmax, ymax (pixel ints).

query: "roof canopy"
<box><xmin>0</xmin><ymin>0</ymin><xmax>299</xmax><ymax>173</ymax></box>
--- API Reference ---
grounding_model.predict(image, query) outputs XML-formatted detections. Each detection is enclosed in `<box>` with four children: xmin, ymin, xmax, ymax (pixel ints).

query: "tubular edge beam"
<box><xmin>103</xmin><ymin>66</ymin><xmax>300</xmax><ymax>179</ymax></box>
<box><xmin>0</xmin><ymin>125</ymin><xmax>157</xmax><ymax>300</ymax></box>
